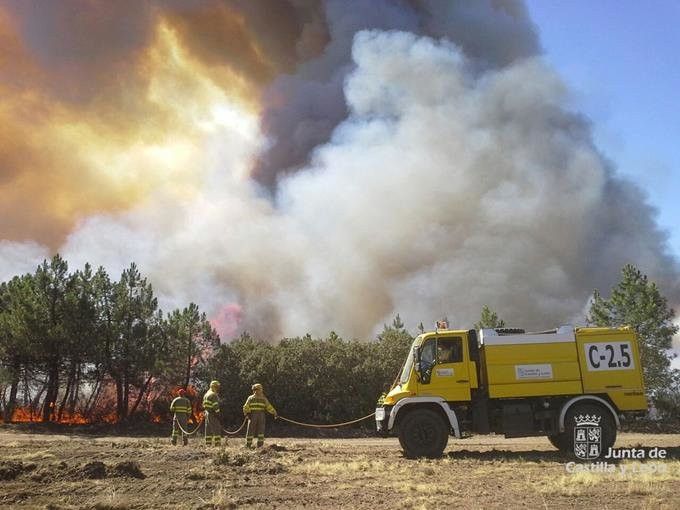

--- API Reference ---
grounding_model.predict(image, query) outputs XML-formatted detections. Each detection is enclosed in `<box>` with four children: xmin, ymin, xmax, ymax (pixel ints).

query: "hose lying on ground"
<box><xmin>276</xmin><ymin>412</ymin><xmax>376</xmax><ymax>428</ymax></box>
<box><xmin>174</xmin><ymin>412</ymin><xmax>375</xmax><ymax>436</ymax></box>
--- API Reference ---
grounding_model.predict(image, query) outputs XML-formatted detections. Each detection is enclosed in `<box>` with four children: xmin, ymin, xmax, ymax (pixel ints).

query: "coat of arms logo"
<box><xmin>573</xmin><ymin>414</ymin><xmax>602</xmax><ymax>460</ymax></box>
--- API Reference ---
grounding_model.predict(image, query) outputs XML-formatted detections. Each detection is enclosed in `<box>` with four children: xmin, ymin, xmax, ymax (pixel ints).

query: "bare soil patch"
<box><xmin>0</xmin><ymin>429</ymin><xmax>678</xmax><ymax>509</ymax></box>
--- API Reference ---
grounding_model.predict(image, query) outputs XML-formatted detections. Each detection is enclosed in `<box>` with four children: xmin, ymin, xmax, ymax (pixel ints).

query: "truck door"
<box><xmin>418</xmin><ymin>335</ymin><xmax>471</xmax><ymax>402</ymax></box>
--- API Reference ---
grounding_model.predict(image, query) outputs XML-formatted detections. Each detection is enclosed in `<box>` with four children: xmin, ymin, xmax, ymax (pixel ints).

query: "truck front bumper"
<box><xmin>375</xmin><ymin>406</ymin><xmax>392</xmax><ymax>436</ymax></box>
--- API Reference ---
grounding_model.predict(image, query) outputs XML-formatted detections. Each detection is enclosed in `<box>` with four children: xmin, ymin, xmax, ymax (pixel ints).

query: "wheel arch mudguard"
<box><xmin>388</xmin><ymin>397</ymin><xmax>461</xmax><ymax>438</ymax></box>
<box><xmin>558</xmin><ymin>395</ymin><xmax>620</xmax><ymax>433</ymax></box>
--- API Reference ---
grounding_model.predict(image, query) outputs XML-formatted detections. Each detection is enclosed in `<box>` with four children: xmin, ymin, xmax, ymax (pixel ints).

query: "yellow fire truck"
<box><xmin>375</xmin><ymin>325</ymin><xmax>647</xmax><ymax>458</ymax></box>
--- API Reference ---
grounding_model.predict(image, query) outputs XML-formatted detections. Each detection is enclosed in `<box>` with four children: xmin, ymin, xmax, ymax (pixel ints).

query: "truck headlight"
<box><xmin>375</xmin><ymin>407</ymin><xmax>386</xmax><ymax>421</ymax></box>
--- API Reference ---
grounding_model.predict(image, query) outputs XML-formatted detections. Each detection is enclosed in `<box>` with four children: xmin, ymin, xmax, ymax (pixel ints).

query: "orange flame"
<box><xmin>0</xmin><ymin>382</ymin><xmax>200</xmax><ymax>425</ymax></box>
<box><xmin>1</xmin><ymin>406</ymin><xmax>118</xmax><ymax>424</ymax></box>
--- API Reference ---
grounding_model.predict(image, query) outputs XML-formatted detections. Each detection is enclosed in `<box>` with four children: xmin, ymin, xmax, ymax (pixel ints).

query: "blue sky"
<box><xmin>526</xmin><ymin>0</ymin><xmax>680</xmax><ymax>258</ymax></box>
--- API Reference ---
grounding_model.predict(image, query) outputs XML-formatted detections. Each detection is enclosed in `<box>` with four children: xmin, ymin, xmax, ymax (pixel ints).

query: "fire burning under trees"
<box><xmin>0</xmin><ymin>373</ymin><xmax>206</xmax><ymax>426</ymax></box>
<box><xmin>2</xmin><ymin>383</ymin><xmax>203</xmax><ymax>425</ymax></box>
<box><xmin>0</xmin><ymin>256</ymin><xmax>218</xmax><ymax>424</ymax></box>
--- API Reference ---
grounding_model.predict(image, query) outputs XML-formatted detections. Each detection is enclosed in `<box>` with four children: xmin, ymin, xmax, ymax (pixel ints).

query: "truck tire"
<box><xmin>398</xmin><ymin>408</ymin><xmax>448</xmax><ymax>459</ymax></box>
<box><xmin>562</xmin><ymin>402</ymin><xmax>616</xmax><ymax>459</ymax></box>
<box><xmin>547</xmin><ymin>432</ymin><xmax>569</xmax><ymax>452</ymax></box>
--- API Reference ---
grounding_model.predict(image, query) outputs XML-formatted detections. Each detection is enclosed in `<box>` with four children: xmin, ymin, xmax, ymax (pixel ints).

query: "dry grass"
<box><xmin>204</xmin><ymin>484</ymin><xmax>238</xmax><ymax>510</ymax></box>
<box><xmin>289</xmin><ymin>457</ymin><xmax>395</xmax><ymax>476</ymax></box>
<box><xmin>540</xmin><ymin>460</ymin><xmax>680</xmax><ymax>498</ymax></box>
<box><xmin>618</xmin><ymin>460</ymin><xmax>680</xmax><ymax>481</ymax></box>
<box><xmin>187</xmin><ymin>467</ymin><xmax>206</xmax><ymax>480</ymax></box>
<box><xmin>398</xmin><ymin>481</ymin><xmax>436</xmax><ymax>493</ymax></box>
<box><xmin>541</xmin><ymin>471</ymin><xmax>604</xmax><ymax>497</ymax></box>
<box><xmin>89</xmin><ymin>488</ymin><xmax>132</xmax><ymax>510</ymax></box>
<box><xmin>637</xmin><ymin>495</ymin><xmax>679</xmax><ymax>510</ymax></box>
<box><xmin>621</xmin><ymin>461</ymin><xmax>680</xmax><ymax>497</ymax></box>
<box><xmin>5</xmin><ymin>448</ymin><xmax>55</xmax><ymax>460</ymax></box>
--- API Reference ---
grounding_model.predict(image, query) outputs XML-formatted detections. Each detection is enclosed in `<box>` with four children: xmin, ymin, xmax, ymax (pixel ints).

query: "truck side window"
<box><xmin>420</xmin><ymin>340</ymin><xmax>436</xmax><ymax>369</ymax></box>
<box><xmin>437</xmin><ymin>337</ymin><xmax>463</xmax><ymax>364</ymax></box>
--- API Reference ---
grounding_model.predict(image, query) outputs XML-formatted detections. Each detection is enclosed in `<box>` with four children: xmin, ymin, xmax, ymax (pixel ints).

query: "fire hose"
<box><xmin>222</xmin><ymin>417</ymin><xmax>247</xmax><ymax>435</ymax></box>
<box><xmin>276</xmin><ymin>411</ymin><xmax>376</xmax><ymax>428</ymax></box>
<box><xmin>173</xmin><ymin>415</ymin><xmax>248</xmax><ymax>436</ymax></box>
<box><xmin>174</xmin><ymin>411</ymin><xmax>375</xmax><ymax>437</ymax></box>
<box><xmin>173</xmin><ymin>416</ymin><xmax>205</xmax><ymax>436</ymax></box>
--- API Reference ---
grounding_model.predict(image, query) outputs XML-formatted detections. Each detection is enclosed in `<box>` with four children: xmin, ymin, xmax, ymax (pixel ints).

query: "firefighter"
<box><xmin>243</xmin><ymin>383</ymin><xmax>277</xmax><ymax>448</ymax></box>
<box><xmin>203</xmin><ymin>380</ymin><xmax>223</xmax><ymax>447</ymax></box>
<box><xmin>170</xmin><ymin>388</ymin><xmax>192</xmax><ymax>446</ymax></box>
<box><xmin>437</xmin><ymin>342</ymin><xmax>453</xmax><ymax>363</ymax></box>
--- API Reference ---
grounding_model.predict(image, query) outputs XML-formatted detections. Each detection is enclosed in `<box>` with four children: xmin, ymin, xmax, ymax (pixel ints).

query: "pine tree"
<box><xmin>474</xmin><ymin>305</ymin><xmax>506</xmax><ymax>330</ymax></box>
<box><xmin>0</xmin><ymin>276</ymin><xmax>37</xmax><ymax>421</ymax></box>
<box><xmin>164</xmin><ymin>303</ymin><xmax>220</xmax><ymax>389</ymax></box>
<box><xmin>108</xmin><ymin>263</ymin><xmax>163</xmax><ymax>420</ymax></box>
<box><xmin>376</xmin><ymin>315</ymin><xmax>414</xmax><ymax>390</ymax></box>
<box><xmin>587</xmin><ymin>264</ymin><xmax>678</xmax><ymax>393</ymax></box>
<box><xmin>33</xmin><ymin>256</ymin><xmax>73</xmax><ymax>421</ymax></box>
<box><xmin>60</xmin><ymin>265</ymin><xmax>98</xmax><ymax>419</ymax></box>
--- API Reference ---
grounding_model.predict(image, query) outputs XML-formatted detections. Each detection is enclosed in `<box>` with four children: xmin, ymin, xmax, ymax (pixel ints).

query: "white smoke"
<box><xmin>2</xmin><ymin>29</ymin><xmax>679</xmax><ymax>345</ymax></box>
<box><xmin>0</xmin><ymin>241</ymin><xmax>49</xmax><ymax>282</ymax></box>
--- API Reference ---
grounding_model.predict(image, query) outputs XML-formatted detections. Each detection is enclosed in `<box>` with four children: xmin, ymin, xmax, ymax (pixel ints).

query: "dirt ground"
<box><xmin>0</xmin><ymin>429</ymin><xmax>678</xmax><ymax>509</ymax></box>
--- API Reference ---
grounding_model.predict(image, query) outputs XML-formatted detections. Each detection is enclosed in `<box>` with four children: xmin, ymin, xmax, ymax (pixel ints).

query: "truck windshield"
<box><xmin>399</xmin><ymin>338</ymin><xmax>419</xmax><ymax>384</ymax></box>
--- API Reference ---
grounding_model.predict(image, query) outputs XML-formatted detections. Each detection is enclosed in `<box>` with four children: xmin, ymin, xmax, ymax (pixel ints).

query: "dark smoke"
<box><xmin>252</xmin><ymin>0</ymin><xmax>540</xmax><ymax>190</ymax></box>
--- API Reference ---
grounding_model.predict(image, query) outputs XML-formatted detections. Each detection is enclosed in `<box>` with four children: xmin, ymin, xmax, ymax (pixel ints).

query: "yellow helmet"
<box><xmin>210</xmin><ymin>380</ymin><xmax>221</xmax><ymax>390</ymax></box>
<box><xmin>252</xmin><ymin>383</ymin><xmax>263</xmax><ymax>392</ymax></box>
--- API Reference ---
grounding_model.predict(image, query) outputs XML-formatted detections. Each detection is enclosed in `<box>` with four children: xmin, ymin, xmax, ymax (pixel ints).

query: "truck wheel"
<box><xmin>547</xmin><ymin>432</ymin><xmax>569</xmax><ymax>452</ymax></box>
<box><xmin>563</xmin><ymin>402</ymin><xmax>616</xmax><ymax>459</ymax></box>
<box><xmin>398</xmin><ymin>430</ymin><xmax>407</xmax><ymax>451</ymax></box>
<box><xmin>398</xmin><ymin>409</ymin><xmax>448</xmax><ymax>459</ymax></box>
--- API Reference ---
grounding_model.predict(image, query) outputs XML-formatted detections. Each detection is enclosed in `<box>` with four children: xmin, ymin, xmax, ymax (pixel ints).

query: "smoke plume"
<box><xmin>0</xmin><ymin>1</ymin><xmax>678</xmax><ymax>342</ymax></box>
<box><xmin>252</xmin><ymin>0</ymin><xmax>540</xmax><ymax>189</ymax></box>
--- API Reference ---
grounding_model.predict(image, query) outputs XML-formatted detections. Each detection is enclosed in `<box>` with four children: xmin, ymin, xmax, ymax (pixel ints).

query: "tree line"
<box><xmin>0</xmin><ymin>257</ymin><xmax>678</xmax><ymax>425</ymax></box>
